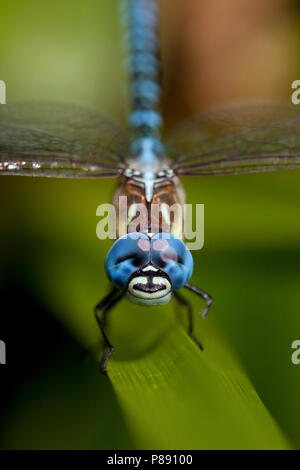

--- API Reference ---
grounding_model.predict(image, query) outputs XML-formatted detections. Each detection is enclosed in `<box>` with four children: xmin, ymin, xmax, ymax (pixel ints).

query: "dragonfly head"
<box><xmin>105</xmin><ymin>233</ymin><xmax>193</xmax><ymax>306</ymax></box>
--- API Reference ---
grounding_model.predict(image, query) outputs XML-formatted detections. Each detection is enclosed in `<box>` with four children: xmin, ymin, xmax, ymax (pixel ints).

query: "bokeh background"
<box><xmin>0</xmin><ymin>0</ymin><xmax>300</xmax><ymax>449</ymax></box>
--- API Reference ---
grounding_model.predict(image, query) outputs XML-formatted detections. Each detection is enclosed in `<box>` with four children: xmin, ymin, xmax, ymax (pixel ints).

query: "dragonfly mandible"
<box><xmin>0</xmin><ymin>0</ymin><xmax>300</xmax><ymax>373</ymax></box>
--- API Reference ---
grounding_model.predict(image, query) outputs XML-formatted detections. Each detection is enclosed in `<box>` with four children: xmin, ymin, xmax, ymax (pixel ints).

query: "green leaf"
<box><xmin>108</xmin><ymin>325</ymin><xmax>290</xmax><ymax>449</ymax></box>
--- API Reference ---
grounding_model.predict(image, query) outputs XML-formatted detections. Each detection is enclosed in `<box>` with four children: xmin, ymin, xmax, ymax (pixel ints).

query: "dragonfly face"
<box><xmin>127</xmin><ymin>267</ymin><xmax>173</xmax><ymax>306</ymax></box>
<box><xmin>105</xmin><ymin>233</ymin><xmax>194</xmax><ymax>306</ymax></box>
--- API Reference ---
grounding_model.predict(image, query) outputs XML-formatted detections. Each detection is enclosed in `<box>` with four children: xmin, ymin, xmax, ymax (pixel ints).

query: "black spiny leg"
<box><xmin>173</xmin><ymin>291</ymin><xmax>203</xmax><ymax>351</ymax></box>
<box><xmin>185</xmin><ymin>283</ymin><xmax>212</xmax><ymax>318</ymax></box>
<box><xmin>94</xmin><ymin>288</ymin><xmax>124</xmax><ymax>375</ymax></box>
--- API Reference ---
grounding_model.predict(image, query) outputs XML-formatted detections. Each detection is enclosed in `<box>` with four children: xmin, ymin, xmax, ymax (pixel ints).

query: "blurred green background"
<box><xmin>0</xmin><ymin>0</ymin><xmax>300</xmax><ymax>450</ymax></box>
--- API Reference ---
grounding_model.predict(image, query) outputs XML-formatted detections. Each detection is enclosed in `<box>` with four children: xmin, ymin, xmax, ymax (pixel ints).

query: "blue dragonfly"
<box><xmin>0</xmin><ymin>0</ymin><xmax>300</xmax><ymax>373</ymax></box>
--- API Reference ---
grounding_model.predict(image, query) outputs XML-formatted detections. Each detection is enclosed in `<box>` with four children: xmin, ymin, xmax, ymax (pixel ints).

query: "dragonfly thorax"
<box><xmin>126</xmin><ymin>136</ymin><xmax>171</xmax><ymax>202</ymax></box>
<box><xmin>124</xmin><ymin>167</ymin><xmax>174</xmax><ymax>202</ymax></box>
<box><xmin>113</xmin><ymin>171</ymin><xmax>185</xmax><ymax>238</ymax></box>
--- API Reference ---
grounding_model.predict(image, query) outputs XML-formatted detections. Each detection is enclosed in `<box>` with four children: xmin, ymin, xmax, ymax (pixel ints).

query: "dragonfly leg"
<box><xmin>185</xmin><ymin>283</ymin><xmax>212</xmax><ymax>319</ymax></box>
<box><xmin>173</xmin><ymin>291</ymin><xmax>203</xmax><ymax>351</ymax></box>
<box><xmin>94</xmin><ymin>288</ymin><xmax>124</xmax><ymax>375</ymax></box>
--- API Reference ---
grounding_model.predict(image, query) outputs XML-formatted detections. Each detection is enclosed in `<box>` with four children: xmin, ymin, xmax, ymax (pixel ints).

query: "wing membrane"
<box><xmin>164</xmin><ymin>104</ymin><xmax>300</xmax><ymax>176</ymax></box>
<box><xmin>0</xmin><ymin>102</ymin><xmax>129</xmax><ymax>177</ymax></box>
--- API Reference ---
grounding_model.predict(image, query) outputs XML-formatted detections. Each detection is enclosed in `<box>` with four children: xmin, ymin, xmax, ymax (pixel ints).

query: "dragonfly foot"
<box><xmin>100</xmin><ymin>346</ymin><xmax>115</xmax><ymax>375</ymax></box>
<box><xmin>188</xmin><ymin>331</ymin><xmax>204</xmax><ymax>351</ymax></box>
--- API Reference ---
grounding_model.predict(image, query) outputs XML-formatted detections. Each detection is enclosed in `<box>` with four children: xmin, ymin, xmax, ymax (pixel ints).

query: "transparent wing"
<box><xmin>164</xmin><ymin>103</ymin><xmax>300</xmax><ymax>176</ymax></box>
<box><xmin>0</xmin><ymin>102</ymin><xmax>130</xmax><ymax>177</ymax></box>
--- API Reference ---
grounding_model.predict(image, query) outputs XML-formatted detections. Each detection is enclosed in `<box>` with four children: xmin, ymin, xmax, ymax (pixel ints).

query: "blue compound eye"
<box><xmin>105</xmin><ymin>233</ymin><xmax>151</xmax><ymax>288</ymax></box>
<box><xmin>150</xmin><ymin>233</ymin><xmax>194</xmax><ymax>290</ymax></box>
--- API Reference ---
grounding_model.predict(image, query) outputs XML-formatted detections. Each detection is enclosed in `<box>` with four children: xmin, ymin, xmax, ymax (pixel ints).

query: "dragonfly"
<box><xmin>1</xmin><ymin>0</ymin><xmax>300</xmax><ymax>373</ymax></box>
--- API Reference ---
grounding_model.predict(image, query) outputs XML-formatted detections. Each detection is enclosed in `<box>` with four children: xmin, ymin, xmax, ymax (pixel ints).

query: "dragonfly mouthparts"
<box><xmin>127</xmin><ymin>267</ymin><xmax>173</xmax><ymax>305</ymax></box>
<box><xmin>133</xmin><ymin>282</ymin><xmax>167</xmax><ymax>293</ymax></box>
